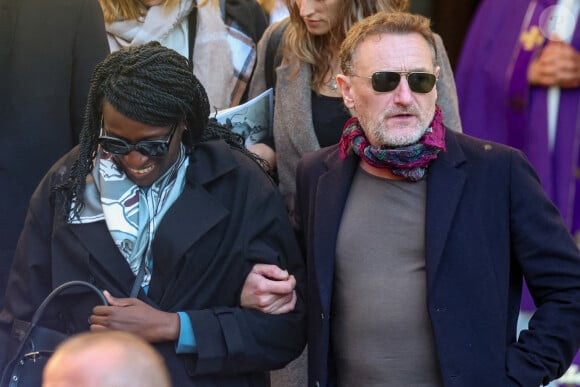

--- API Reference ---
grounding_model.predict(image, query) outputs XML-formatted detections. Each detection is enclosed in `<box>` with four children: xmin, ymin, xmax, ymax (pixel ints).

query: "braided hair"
<box><xmin>54</xmin><ymin>41</ymin><xmax>263</xmax><ymax>220</ymax></box>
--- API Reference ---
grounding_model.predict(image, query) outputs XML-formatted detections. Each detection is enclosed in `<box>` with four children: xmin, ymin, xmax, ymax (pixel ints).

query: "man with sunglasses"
<box><xmin>246</xmin><ymin>11</ymin><xmax>580</xmax><ymax>387</ymax></box>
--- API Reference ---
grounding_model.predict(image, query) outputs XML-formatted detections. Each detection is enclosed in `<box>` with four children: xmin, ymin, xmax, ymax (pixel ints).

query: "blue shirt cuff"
<box><xmin>176</xmin><ymin>311</ymin><xmax>197</xmax><ymax>354</ymax></box>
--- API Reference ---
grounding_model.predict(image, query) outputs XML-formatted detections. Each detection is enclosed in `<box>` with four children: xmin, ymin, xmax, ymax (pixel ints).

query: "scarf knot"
<box><xmin>339</xmin><ymin>105</ymin><xmax>446</xmax><ymax>181</ymax></box>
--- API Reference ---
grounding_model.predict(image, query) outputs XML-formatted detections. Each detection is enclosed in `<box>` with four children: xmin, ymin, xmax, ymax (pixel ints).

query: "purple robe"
<box><xmin>456</xmin><ymin>0</ymin><xmax>580</xmax><ymax>367</ymax></box>
<box><xmin>456</xmin><ymin>0</ymin><xmax>580</xmax><ymax>236</ymax></box>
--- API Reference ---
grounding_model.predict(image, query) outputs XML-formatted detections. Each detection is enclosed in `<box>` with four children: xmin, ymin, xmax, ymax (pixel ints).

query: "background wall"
<box><xmin>410</xmin><ymin>0</ymin><xmax>482</xmax><ymax>69</ymax></box>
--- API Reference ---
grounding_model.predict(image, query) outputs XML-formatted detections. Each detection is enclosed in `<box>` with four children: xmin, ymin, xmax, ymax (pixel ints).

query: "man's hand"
<box><xmin>241</xmin><ymin>264</ymin><xmax>297</xmax><ymax>314</ymax></box>
<box><xmin>528</xmin><ymin>40</ymin><xmax>580</xmax><ymax>88</ymax></box>
<box><xmin>89</xmin><ymin>290</ymin><xmax>180</xmax><ymax>343</ymax></box>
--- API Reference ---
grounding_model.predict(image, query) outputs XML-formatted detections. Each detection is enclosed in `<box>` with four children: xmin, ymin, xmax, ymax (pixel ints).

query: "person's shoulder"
<box><xmin>47</xmin><ymin>147</ymin><xmax>81</xmax><ymax>179</ymax></box>
<box><xmin>446</xmin><ymin>129</ymin><xmax>526</xmax><ymax>162</ymax></box>
<box><xmin>191</xmin><ymin>140</ymin><xmax>273</xmax><ymax>183</ymax></box>
<box><xmin>299</xmin><ymin>144</ymin><xmax>339</xmax><ymax>170</ymax></box>
<box><xmin>224</xmin><ymin>0</ymin><xmax>268</xmax><ymax>43</ymax></box>
<box><xmin>260</xmin><ymin>17</ymin><xmax>289</xmax><ymax>43</ymax></box>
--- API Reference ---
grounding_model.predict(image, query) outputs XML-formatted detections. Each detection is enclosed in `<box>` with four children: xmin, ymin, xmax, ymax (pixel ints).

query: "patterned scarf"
<box><xmin>105</xmin><ymin>0</ymin><xmax>194</xmax><ymax>53</ymax></box>
<box><xmin>339</xmin><ymin>105</ymin><xmax>446</xmax><ymax>181</ymax></box>
<box><xmin>70</xmin><ymin>146</ymin><xmax>189</xmax><ymax>289</ymax></box>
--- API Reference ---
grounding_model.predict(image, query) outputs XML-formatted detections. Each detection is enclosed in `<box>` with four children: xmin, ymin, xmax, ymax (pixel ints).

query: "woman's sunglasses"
<box><xmin>352</xmin><ymin>71</ymin><xmax>437</xmax><ymax>94</ymax></box>
<box><xmin>98</xmin><ymin>123</ymin><xmax>178</xmax><ymax>157</ymax></box>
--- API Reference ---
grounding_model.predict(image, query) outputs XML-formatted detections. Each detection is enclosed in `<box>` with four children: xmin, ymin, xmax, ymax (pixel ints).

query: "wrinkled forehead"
<box><xmin>353</xmin><ymin>32</ymin><xmax>436</xmax><ymax>72</ymax></box>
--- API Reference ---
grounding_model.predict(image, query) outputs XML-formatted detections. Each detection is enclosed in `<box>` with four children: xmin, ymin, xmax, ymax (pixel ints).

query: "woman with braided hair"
<box><xmin>0</xmin><ymin>42</ymin><xmax>305</xmax><ymax>387</ymax></box>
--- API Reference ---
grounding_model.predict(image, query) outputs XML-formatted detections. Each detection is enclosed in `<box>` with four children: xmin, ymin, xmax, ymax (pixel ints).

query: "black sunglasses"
<box><xmin>352</xmin><ymin>71</ymin><xmax>437</xmax><ymax>94</ymax></box>
<box><xmin>98</xmin><ymin>123</ymin><xmax>178</xmax><ymax>157</ymax></box>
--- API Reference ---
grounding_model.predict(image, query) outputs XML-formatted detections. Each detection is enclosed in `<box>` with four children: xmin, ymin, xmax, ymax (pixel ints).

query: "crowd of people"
<box><xmin>2</xmin><ymin>0</ymin><xmax>580</xmax><ymax>386</ymax></box>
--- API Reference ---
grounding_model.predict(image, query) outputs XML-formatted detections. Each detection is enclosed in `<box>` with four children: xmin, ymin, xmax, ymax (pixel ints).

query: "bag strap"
<box><xmin>265</xmin><ymin>17</ymin><xmax>290</xmax><ymax>90</ymax></box>
<box><xmin>187</xmin><ymin>6</ymin><xmax>198</xmax><ymax>66</ymax></box>
<box><xmin>1</xmin><ymin>281</ymin><xmax>108</xmax><ymax>386</ymax></box>
<box><xmin>30</xmin><ymin>281</ymin><xmax>107</xmax><ymax>327</ymax></box>
<box><xmin>219</xmin><ymin>0</ymin><xmax>226</xmax><ymax>21</ymax></box>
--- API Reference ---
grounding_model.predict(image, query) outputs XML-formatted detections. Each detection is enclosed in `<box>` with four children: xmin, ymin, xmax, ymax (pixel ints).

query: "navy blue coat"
<box><xmin>295</xmin><ymin>130</ymin><xmax>580</xmax><ymax>387</ymax></box>
<box><xmin>0</xmin><ymin>140</ymin><xmax>306</xmax><ymax>386</ymax></box>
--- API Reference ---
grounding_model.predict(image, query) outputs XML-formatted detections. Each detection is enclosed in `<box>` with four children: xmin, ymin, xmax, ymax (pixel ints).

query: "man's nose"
<box><xmin>392</xmin><ymin>76</ymin><xmax>414</xmax><ymax>105</ymax></box>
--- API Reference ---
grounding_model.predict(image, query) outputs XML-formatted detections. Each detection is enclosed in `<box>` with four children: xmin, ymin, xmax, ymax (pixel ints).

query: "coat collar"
<box><xmin>275</xmin><ymin>60</ymin><xmax>319</xmax><ymax>154</ymax></box>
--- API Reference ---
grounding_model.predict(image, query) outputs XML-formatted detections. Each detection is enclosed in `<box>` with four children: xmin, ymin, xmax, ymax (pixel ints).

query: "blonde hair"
<box><xmin>99</xmin><ymin>0</ymin><xmax>217</xmax><ymax>24</ymax></box>
<box><xmin>257</xmin><ymin>0</ymin><xmax>278</xmax><ymax>14</ymax></box>
<box><xmin>282</xmin><ymin>0</ymin><xmax>409</xmax><ymax>90</ymax></box>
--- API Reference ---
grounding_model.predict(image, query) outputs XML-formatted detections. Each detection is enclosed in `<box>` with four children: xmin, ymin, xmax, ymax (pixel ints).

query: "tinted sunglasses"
<box><xmin>98</xmin><ymin>123</ymin><xmax>178</xmax><ymax>157</ymax></box>
<box><xmin>352</xmin><ymin>71</ymin><xmax>437</xmax><ymax>94</ymax></box>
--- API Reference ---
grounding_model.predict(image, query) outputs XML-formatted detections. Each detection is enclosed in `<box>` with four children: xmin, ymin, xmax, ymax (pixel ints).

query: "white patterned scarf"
<box><xmin>105</xmin><ymin>0</ymin><xmax>194</xmax><ymax>54</ymax></box>
<box><xmin>70</xmin><ymin>146</ymin><xmax>189</xmax><ymax>289</ymax></box>
<box><xmin>105</xmin><ymin>0</ymin><xmax>255</xmax><ymax>109</ymax></box>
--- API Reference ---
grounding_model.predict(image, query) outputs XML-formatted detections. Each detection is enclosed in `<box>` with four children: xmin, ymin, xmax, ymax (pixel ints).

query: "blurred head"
<box><xmin>337</xmin><ymin>12</ymin><xmax>439</xmax><ymax>147</ymax></box>
<box><xmin>42</xmin><ymin>331</ymin><xmax>171</xmax><ymax>387</ymax></box>
<box><xmin>284</xmin><ymin>0</ymin><xmax>410</xmax><ymax>89</ymax></box>
<box><xmin>292</xmin><ymin>0</ymin><xmax>341</xmax><ymax>36</ymax></box>
<box><xmin>286</xmin><ymin>0</ymin><xmax>409</xmax><ymax>37</ymax></box>
<box><xmin>99</xmin><ymin>0</ymin><xmax>179</xmax><ymax>23</ymax></box>
<box><xmin>60</xmin><ymin>41</ymin><xmax>209</xmax><ymax>217</ymax></box>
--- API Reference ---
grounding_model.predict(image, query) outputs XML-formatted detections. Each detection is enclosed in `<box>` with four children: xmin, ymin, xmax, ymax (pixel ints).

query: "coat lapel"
<box><xmin>276</xmin><ymin>61</ymin><xmax>320</xmax><ymax>154</ymax></box>
<box><xmin>424</xmin><ymin>131</ymin><xmax>467</xmax><ymax>290</ymax></box>
<box><xmin>313</xmin><ymin>149</ymin><xmax>358</xmax><ymax>314</ymax></box>
<box><xmin>147</xmin><ymin>142</ymin><xmax>237</xmax><ymax>302</ymax></box>
<box><xmin>68</xmin><ymin>221</ymin><xmax>136</xmax><ymax>292</ymax></box>
<box><xmin>148</xmin><ymin>181</ymin><xmax>228</xmax><ymax>301</ymax></box>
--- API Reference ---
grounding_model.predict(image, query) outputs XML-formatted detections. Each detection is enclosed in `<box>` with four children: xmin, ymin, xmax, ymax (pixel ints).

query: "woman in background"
<box><xmin>99</xmin><ymin>0</ymin><xmax>268</xmax><ymax>110</ymax></box>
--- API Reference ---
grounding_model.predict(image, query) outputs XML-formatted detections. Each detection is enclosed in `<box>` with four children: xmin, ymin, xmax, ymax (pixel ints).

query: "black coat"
<box><xmin>296</xmin><ymin>130</ymin><xmax>580</xmax><ymax>386</ymax></box>
<box><xmin>0</xmin><ymin>140</ymin><xmax>306</xmax><ymax>386</ymax></box>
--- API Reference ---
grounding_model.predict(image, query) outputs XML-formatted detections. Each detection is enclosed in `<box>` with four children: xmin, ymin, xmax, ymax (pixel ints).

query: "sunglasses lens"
<box><xmin>137</xmin><ymin>143</ymin><xmax>169</xmax><ymax>157</ymax></box>
<box><xmin>99</xmin><ymin>138</ymin><xmax>130</xmax><ymax>155</ymax></box>
<box><xmin>371</xmin><ymin>72</ymin><xmax>401</xmax><ymax>92</ymax></box>
<box><xmin>370</xmin><ymin>72</ymin><xmax>436</xmax><ymax>93</ymax></box>
<box><xmin>408</xmin><ymin>73</ymin><xmax>437</xmax><ymax>93</ymax></box>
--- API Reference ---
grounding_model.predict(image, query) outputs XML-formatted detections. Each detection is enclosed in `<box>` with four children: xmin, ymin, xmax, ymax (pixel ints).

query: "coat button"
<box><xmin>315</xmin><ymin>381</ymin><xmax>320</xmax><ymax>387</ymax></box>
<box><xmin>321</xmin><ymin>313</ymin><xmax>324</xmax><ymax>320</ymax></box>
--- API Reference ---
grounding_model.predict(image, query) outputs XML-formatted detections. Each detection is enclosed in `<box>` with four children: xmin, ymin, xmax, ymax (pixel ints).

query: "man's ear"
<box><xmin>336</xmin><ymin>74</ymin><xmax>355</xmax><ymax>110</ymax></box>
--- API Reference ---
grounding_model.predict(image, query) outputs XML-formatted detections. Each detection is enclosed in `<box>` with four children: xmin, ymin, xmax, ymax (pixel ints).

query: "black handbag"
<box><xmin>1</xmin><ymin>280</ymin><xmax>108</xmax><ymax>387</ymax></box>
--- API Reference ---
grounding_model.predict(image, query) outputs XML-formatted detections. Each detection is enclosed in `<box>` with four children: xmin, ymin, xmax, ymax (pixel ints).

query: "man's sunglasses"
<box><xmin>352</xmin><ymin>71</ymin><xmax>437</xmax><ymax>94</ymax></box>
<box><xmin>98</xmin><ymin>123</ymin><xmax>178</xmax><ymax>157</ymax></box>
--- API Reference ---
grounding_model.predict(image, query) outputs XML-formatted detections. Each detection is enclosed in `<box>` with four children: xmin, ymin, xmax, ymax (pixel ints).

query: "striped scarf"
<box><xmin>339</xmin><ymin>105</ymin><xmax>446</xmax><ymax>181</ymax></box>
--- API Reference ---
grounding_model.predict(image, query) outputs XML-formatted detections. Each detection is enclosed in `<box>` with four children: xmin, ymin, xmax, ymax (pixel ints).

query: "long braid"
<box><xmin>53</xmin><ymin>42</ymin><xmax>268</xmax><ymax>221</ymax></box>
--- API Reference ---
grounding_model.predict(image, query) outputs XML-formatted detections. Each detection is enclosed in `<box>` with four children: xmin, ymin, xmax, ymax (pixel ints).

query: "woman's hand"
<box><xmin>90</xmin><ymin>290</ymin><xmax>180</xmax><ymax>343</ymax></box>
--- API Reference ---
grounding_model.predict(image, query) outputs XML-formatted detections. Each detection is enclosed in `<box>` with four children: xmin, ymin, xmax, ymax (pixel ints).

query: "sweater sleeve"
<box><xmin>434</xmin><ymin>33</ymin><xmax>462</xmax><ymax>133</ymax></box>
